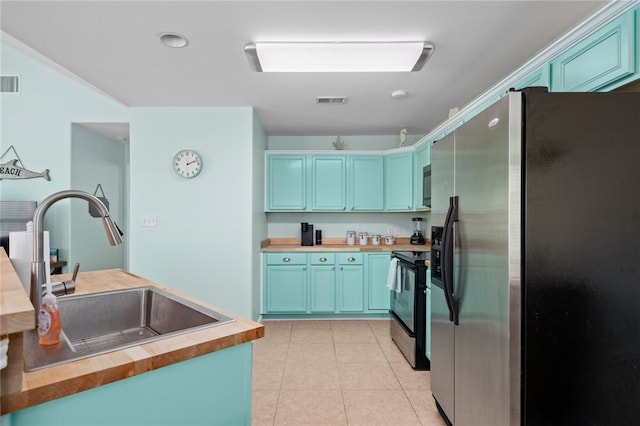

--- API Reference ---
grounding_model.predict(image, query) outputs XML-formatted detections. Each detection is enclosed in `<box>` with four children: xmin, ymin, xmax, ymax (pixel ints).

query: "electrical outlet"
<box><xmin>143</xmin><ymin>216</ymin><xmax>158</xmax><ymax>227</ymax></box>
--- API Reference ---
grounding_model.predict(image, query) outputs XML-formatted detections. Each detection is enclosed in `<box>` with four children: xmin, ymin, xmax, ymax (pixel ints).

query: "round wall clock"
<box><xmin>173</xmin><ymin>149</ymin><xmax>202</xmax><ymax>178</ymax></box>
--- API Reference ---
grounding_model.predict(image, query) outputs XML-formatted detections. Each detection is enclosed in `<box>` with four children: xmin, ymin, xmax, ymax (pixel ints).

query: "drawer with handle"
<box><xmin>337</xmin><ymin>253</ymin><xmax>364</xmax><ymax>265</ymax></box>
<box><xmin>310</xmin><ymin>253</ymin><xmax>336</xmax><ymax>265</ymax></box>
<box><xmin>266</xmin><ymin>253</ymin><xmax>308</xmax><ymax>265</ymax></box>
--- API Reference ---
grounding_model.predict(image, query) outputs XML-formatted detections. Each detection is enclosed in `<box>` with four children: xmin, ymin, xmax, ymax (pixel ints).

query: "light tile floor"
<box><xmin>252</xmin><ymin>319</ymin><xmax>447</xmax><ymax>426</ymax></box>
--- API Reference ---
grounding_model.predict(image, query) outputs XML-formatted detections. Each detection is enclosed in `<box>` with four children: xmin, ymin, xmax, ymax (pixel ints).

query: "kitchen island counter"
<box><xmin>1</xmin><ymin>256</ymin><xmax>264</xmax><ymax>419</ymax></box>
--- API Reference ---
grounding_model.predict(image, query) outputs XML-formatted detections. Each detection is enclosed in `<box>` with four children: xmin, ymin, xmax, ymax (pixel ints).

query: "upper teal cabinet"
<box><xmin>311</xmin><ymin>156</ymin><xmax>346</xmax><ymax>211</ymax></box>
<box><xmin>513</xmin><ymin>64</ymin><xmax>551</xmax><ymax>91</ymax></box>
<box><xmin>267</xmin><ymin>155</ymin><xmax>307</xmax><ymax>211</ymax></box>
<box><xmin>385</xmin><ymin>150</ymin><xmax>414</xmax><ymax>211</ymax></box>
<box><xmin>348</xmin><ymin>156</ymin><xmax>384</xmax><ymax>211</ymax></box>
<box><xmin>551</xmin><ymin>13</ymin><xmax>636</xmax><ymax>92</ymax></box>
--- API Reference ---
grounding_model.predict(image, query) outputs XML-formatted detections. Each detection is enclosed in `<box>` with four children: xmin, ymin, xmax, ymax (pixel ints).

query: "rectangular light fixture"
<box><xmin>244</xmin><ymin>41</ymin><xmax>434</xmax><ymax>72</ymax></box>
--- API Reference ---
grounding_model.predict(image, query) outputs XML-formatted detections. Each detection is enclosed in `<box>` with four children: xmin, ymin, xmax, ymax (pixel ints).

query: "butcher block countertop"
<box><xmin>0</xmin><ymin>252</ymin><xmax>264</xmax><ymax>414</ymax></box>
<box><xmin>262</xmin><ymin>237</ymin><xmax>431</xmax><ymax>253</ymax></box>
<box><xmin>0</xmin><ymin>250</ymin><xmax>35</xmax><ymax>336</ymax></box>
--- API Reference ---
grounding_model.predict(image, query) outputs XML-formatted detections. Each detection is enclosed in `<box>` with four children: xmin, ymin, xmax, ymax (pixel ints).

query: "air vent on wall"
<box><xmin>1</xmin><ymin>76</ymin><xmax>20</xmax><ymax>93</ymax></box>
<box><xmin>315</xmin><ymin>96</ymin><xmax>347</xmax><ymax>104</ymax></box>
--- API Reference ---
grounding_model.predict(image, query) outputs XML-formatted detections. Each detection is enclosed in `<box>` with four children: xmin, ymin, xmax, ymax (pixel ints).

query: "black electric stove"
<box><xmin>390</xmin><ymin>250</ymin><xmax>430</xmax><ymax>370</ymax></box>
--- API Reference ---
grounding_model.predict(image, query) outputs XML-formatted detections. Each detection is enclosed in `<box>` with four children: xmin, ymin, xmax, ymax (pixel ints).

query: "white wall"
<box><xmin>0</xmin><ymin>43</ymin><xmax>129</xmax><ymax>270</ymax></box>
<box><xmin>70</xmin><ymin>124</ymin><xmax>127</xmax><ymax>271</ymax></box>
<box><xmin>129</xmin><ymin>107</ymin><xmax>266</xmax><ymax>320</ymax></box>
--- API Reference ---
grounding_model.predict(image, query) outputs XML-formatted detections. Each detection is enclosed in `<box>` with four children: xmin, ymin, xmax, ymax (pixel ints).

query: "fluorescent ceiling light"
<box><xmin>244</xmin><ymin>41</ymin><xmax>435</xmax><ymax>72</ymax></box>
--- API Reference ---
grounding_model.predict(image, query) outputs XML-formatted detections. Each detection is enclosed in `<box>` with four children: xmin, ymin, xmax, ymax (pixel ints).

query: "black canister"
<box><xmin>315</xmin><ymin>229</ymin><xmax>322</xmax><ymax>245</ymax></box>
<box><xmin>301</xmin><ymin>222</ymin><xmax>314</xmax><ymax>246</ymax></box>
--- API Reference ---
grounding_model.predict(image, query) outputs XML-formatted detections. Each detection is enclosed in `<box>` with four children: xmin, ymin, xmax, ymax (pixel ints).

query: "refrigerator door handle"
<box><xmin>443</xmin><ymin>196</ymin><xmax>460</xmax><ymax>325</ymax></box>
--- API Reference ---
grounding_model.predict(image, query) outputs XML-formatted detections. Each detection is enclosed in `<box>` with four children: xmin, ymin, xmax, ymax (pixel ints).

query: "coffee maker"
<box><xmin>410</xmin><ymin>217</ymin><xmax>426</xmax><ymax>245</ymax></box>
<box><xmin>301</xmin><ymin>222</ymin><xmax>314</xmax><ymax>246</ymax></box>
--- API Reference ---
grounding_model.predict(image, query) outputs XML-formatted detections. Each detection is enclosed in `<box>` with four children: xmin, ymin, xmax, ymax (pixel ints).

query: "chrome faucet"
<box><xmin>30</xmin><ymin>190</ymin><xmax>123</xmax><ymax>327</ymax></box>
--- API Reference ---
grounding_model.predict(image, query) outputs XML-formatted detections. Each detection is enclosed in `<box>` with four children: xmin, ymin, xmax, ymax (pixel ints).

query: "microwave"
<box><xmin>423</xmin><ymin>165</ymin><xmax>431</xmax><ymax>208</ymax></box>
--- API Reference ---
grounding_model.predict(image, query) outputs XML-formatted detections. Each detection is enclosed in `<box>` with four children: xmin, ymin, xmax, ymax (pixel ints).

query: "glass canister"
<box><xmin>346</xmin><ymin>230</ymin><xmax>356</xmax><ymax>245</ymax></box>
<box><xmin>385</xmin><ymin>235</ymin><xmax>395</xmax><ymax>245</ymax></box>
<box><xmin>359</xmin><ymin>232</ymin><xmax>368</xmax><ymax>245</ymax></box>
<box><xmin>371</xmin><ymin>234</ymin><xmax>381</xmax><ymax>245</ymax></box>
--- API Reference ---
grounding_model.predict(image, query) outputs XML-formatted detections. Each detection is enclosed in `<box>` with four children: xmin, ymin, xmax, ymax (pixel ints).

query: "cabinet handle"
<box><xmin>347</xmin><ymin>257</ymin><xmax>356</xmax><ymax>262</ymax></box>
<box><xmin>319</xmin><ymin>257</ymin><xmax>327</xmax><ymax>262</ymax></box>
<box><xmin>303</xmin><ymin>266</ymin><xmax>307</xmax><ymax>270</ymax></box>
<box><xmin>340</xmin><ymin>266</ymin><xmax>344</xmax><ymax>270</ymax></box>
<box><xmin>332</xmin><ymin>267</ymin><xmax>335</xmax><ymax>271</ymax></box>
<box><xmin>351</xmin><ymin>206</ymin><xmax>355</xmax><ymax>211</ymax></box>
<box><xmin>282</xmin><ymin>257</ymin><xmax>291</xmax><ymax>263</ymax></box>
<box><xmin>408</xmin><ymin>205</ymin><xmax>411</xmax><ymax>209</ymax></box>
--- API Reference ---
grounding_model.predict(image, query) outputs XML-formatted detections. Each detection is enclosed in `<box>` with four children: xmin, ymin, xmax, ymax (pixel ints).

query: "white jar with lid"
<box><xmin>385</xmin><ymin>235</ymin><xmax>395</xmax><ymax>245</ymax></box>
<box><xmin>346</xmin><ymin>231</ymin><xmax>356</xmax><ymax>246</ymax></box>
<box><xmin>371</xmin><ymin>234</ymin><xmax>381</xmax><ymax>245</ymax></box>
<box><xmin>359</xmin><ymin>232</ymin><xmax>368</xmax><ymax>245</ymax></box>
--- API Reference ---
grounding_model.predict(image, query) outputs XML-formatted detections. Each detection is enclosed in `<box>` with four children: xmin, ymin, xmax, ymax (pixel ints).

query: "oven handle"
<box><xmin>442</xmin><ymin>196</ymin><xmax>460</xmax><ymax>325</ymax></box>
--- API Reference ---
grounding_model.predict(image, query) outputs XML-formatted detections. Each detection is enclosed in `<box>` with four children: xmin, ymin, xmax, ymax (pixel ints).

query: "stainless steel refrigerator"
<box><xmin>430</xmin><ymin>88</ymin><xmax>640</xmax><ymax>426</ymax></box>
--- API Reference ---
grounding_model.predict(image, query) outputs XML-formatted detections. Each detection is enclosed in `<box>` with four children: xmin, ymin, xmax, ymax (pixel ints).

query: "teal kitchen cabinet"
<box><xmin>348</xmin><ymin>155</ymin><xmax>384</xmax><ymax>211</ymax></box>
<box><xmin>309</xmin><ymin>253</ymin><xmax>336</xmax><ymax>312</ymax></box>
<box><xmin>414</xmin><ymin>142</ymin><xmax>431</xmax><ymax>211</ymax></box>
<box><xmin>384</xmin><ymin>150</ymin><xmax>415</xmax><ymax>211</ymax></box>
<box><xmin>367</xmin><ymin>253</ymin><xmax>391</xmax><ymax>311</ymax></box>
<box><xmin>266</xmin><ymin>155</ymin><xmax>307</xmax><ymax>211</ymax></box>
<box><xmin>513</xmin><ymin>64</ymin><xmax>551</xmax><ymax>91</ymax></box>
<box><xmin>11</xmin><ymin>343</ymin><xmax>252</xmax><ymax>426</ymax></box>
<box><xmin>336</xmin><ymin>253</ymin><xmax>364</xmax><ymax>312</ymax></box>
<box><xmin>551</xmin><ymin>12</ymin><xmax>636</xmax><ymax>92</ymax></box>
<box><xmin>264</xmin><ymin>253</ymin><xmax>308</xmax><ymax>313</ymax></box>
<box><xmin>311</xmin><ymin>156</ymin><xmax>347</xmax><ymax>211</ymax></box>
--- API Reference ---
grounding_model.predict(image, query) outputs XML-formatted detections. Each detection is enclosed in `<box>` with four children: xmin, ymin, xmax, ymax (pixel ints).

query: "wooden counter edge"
<box><xmin>1</xmin><ymin>269</ymin><xmax>264</xmax><ymax>415</ymax></box>
<box><xmin>0</xmin><ymin>249</ymin><xmax>36</xmax><ymax>336</ymax></box>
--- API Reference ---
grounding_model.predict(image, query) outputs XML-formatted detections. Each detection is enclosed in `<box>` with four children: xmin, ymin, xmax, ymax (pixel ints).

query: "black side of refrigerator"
<box><xmin>522</xmin><ymin>91</ymin><xmax>640</xmax><ymax>425</ymax></box>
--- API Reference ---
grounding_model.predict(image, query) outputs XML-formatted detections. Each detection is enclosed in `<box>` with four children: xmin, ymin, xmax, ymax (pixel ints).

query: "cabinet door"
<box><xmin>513</xmin><ymin>64</ymin><xmax>551</xmax><ymax>91</ymax></box>
<box><xmin>311</xmin><ymin>156</ymin><xmax>346</xmax><ymax>211</ymax></box>
<box><xmin>267</xmin><ymin>156</ymin><xmax>307</xmax><ymax>211</ymax></box>
<box><xmin>385</xmin><ymin>151</ymin><xmax>414</xmax><ymax>211</ymax></box>
<box><xmin>310</xmin><ymin>265</ymin><xmax>336</xmax><ymax>312</ymax></box>
<box><xmin>337</xmin><ymin>254</ymin><xmax>364</xmax><ymax>312</ymax></box>
<box><xmin>551</xmin><ymin>13</ymin><xmax>635</xmax><ymax>92</ymax></box>
<box><xmin>367</xmin><ymin>254</ymin><xmax>391</xmax><ymax>311</ymax></box>
<box><xmin>264</xmin><ymin>265</ymin><xmax>307</xmax><ymax>313</ymax></box>
<box><xmin>349</xmin><ymin>156</ymin><xmax>384</xmax><ymax>211</ymax></box>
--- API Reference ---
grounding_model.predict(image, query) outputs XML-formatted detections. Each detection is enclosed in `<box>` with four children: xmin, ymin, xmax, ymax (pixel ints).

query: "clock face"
<box><xmin>173</xmin><ymin>150</ymin><xmax>202</xmax><ymax>178</ymax></box>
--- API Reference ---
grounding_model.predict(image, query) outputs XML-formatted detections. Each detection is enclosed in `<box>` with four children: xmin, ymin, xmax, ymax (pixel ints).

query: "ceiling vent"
<box><xmin>315</xmin><ymin>96</ymin><xmax>347</xmax><ymax>104</ymax></box>
<box><xmin>1</xmin><ymin>76</ymin><xmax>20</xmax><ymax>93</ymax></box>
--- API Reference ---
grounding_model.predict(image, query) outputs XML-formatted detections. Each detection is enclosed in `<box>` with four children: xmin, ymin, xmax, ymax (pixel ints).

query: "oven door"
<box><xmin>390</xmin><ymin>258</ymin><xmax>416</xmax><ymax>335</ymax></box>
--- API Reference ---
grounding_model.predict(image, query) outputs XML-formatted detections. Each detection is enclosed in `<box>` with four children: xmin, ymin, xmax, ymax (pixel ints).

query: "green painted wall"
<box><xmin>69</xmin><ymin>124</ymin><xmax>127</xmax><ymax>271</ymax></box>
<box><xmin>0</xmin><ymin>44</ymin><xmax>129</xmax><ymax>270</ymax></box>
<box><xmin>129</xmin><ymin>107</ymin><xmax>266</xmax><ymax>320</ymax></box>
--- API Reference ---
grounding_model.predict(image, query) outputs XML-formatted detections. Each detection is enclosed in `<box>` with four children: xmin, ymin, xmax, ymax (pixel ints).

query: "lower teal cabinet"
<box><xmin>367</xmin><ymin>253</ymin><xmax>391</xmax><ymax>311</ymax></box>
<box><xmin>264</xmin><ymin>253</ymin><xmax>308</xmax><ymax>313</ymax></box>
<box><xmin>310</xmin><ymin>254</ymin><xmax>336</xmax><ymax>312</ymax></box>
<box><xmin>263</xmin><ymin>252</ymin><xmax>383</xmax><ymax>316</ymax></box>
<box><xmin>337</xmin><ymin>254</ymin><xmax>364</xmax><ymax>312</ymax></box>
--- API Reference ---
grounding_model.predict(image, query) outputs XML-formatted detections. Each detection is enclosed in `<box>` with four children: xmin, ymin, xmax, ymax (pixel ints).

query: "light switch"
<box><xmin>143</xmin><ymin>216</ymin><xmax>158</xmax><ymax>227</ymax></box>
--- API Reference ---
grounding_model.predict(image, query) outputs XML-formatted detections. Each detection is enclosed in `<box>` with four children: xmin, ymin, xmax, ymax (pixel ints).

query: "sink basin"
<box><xmin>23</xmin><ymin>286</ymin><xmax>234</xmax><ymax>371</ymax></box>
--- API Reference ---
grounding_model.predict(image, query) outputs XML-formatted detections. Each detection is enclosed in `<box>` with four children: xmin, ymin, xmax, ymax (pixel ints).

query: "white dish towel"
<box><xmin>386</xmin><ymin>258</ymin><xmax>402</xmax><ymax>293</ymax></box>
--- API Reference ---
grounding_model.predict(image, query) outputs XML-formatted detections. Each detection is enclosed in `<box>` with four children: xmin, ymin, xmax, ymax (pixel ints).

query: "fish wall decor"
<box><xmin>0</xmin><ymin>159</ymin><xmax>51</xmax><ymax>181</ymax></box>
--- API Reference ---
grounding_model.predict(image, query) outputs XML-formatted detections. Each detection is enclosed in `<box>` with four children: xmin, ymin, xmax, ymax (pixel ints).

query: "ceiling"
<box><xmin>1</xmin><ymin>1</ymin><xmax>607</xmax><ymax>139</ymax></box>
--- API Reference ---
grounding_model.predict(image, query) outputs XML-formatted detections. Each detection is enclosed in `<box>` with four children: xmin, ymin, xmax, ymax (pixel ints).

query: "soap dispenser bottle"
<box><xmin>38</xmin><ymin>282</ymin><xmax>61</xmax><ymax>346</ymax></box>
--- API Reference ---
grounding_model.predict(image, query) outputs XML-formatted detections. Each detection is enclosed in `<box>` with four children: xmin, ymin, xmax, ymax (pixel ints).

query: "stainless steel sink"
<box><xmin>23</xmin><ymin>286</ymin><xmax>234</xmax><ymax>371</ymax></box>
